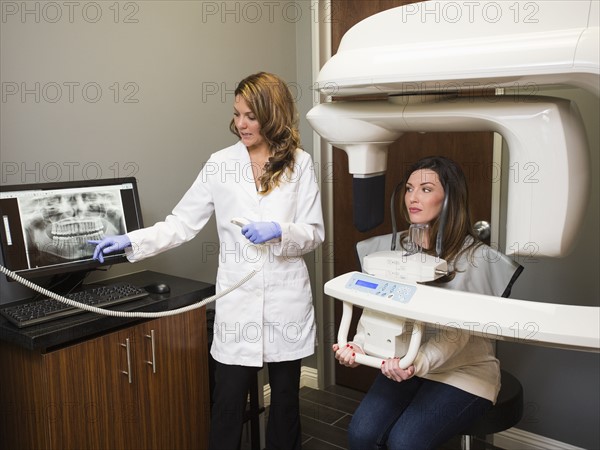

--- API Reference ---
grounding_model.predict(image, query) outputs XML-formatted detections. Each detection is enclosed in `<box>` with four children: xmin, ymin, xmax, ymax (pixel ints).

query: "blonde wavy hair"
<box><xmin>229</xmin><ymin>72</ymin><xmax>301</xmax><ymax>195</ymax></box>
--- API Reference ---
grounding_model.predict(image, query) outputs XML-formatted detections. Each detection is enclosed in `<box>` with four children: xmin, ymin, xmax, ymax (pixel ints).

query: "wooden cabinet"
<box><xmin>0</xmin><ymin>308</ymin><xmax>210</xmax><ymax>450</ymax></box>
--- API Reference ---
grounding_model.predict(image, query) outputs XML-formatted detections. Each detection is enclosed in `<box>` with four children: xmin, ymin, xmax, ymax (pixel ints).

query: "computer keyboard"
<box><xmin>0</xmin><ymin>283</ymin><xmax>149</xmax><ymax>328</ymax></box>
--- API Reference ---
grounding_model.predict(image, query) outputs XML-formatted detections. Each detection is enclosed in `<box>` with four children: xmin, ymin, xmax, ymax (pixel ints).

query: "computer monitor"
<box><xmin>0</xmin><ymin>177</ymin><xmax>144</xmax><ymax>284</ymax></box>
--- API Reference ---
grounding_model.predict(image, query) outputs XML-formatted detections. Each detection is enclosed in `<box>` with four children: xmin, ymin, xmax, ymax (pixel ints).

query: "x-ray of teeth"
<box><xmin>19</xmin><ymin>189</ymin><xmax>126</xmax><ymax>266</ymax></box>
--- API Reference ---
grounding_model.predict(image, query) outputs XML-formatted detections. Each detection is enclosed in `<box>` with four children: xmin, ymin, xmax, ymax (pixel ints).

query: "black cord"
<box><xmin>435</xmin><ymin>193</ymin><xmax>449</xmax><ymax>258</ymax></box>
<box><xmin>390</xmin><ymin>182</ymin><xmax>404</xmax><ymax>251</ymax></box>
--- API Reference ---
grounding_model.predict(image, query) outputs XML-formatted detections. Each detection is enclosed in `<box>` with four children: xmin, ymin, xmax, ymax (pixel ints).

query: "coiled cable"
<box><xmin>0</xmin><ymin>262</ymin><xmax>259</xmax><ymax>319</ymax></box>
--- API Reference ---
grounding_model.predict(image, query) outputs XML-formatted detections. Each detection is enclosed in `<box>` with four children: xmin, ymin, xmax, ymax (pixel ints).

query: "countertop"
<box><xmin>0</xmin><ymin>270</ymin><xmax>215</xmax><ymax>351</ymax></box>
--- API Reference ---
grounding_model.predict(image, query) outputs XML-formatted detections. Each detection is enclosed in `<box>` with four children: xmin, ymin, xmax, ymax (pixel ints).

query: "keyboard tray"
<box><xmin>0</xmin><ymin>283</ymin><xmax>149</xmax><ymax>328</ymax></box>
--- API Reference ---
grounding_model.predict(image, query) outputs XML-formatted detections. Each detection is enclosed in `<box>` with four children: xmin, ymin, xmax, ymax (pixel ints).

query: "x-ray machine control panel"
<box><xmin>344</xmin><ymin>273</ymin><xmax>417</xmax><ymax>304</ymax></box>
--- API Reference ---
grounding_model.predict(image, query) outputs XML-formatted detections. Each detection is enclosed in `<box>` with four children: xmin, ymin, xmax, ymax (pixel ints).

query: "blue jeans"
<box><xmin>348</xmin><ymin>374</ymin><xmax>492</xmax><ymax>450</ymax></box>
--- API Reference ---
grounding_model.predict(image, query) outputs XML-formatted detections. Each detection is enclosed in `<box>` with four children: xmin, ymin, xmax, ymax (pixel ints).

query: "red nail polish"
<box><xmin>381</xmin><ymin>361</ymin><xmax>385</xmax><ymax>365</ymax></box>
<box><xmin>350</xmin><ymin>345</ymin><xmax>354</xmax><ymax>349</ymax></box>
<box><xmin>352</xmin><ymin>353</ymin><xmax>355</xmax><ymax>357</ymax></box>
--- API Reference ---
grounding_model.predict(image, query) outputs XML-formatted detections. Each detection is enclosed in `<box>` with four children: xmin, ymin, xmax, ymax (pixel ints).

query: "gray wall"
<box><xmin>0</xmin><ymin>1</ymin><xmax>316</xmax><ymax>367</ymax></box>
<box><xmin>497</xmin><ymin>87</ymin><xmax>599</xmax><ymax>449</ymax></box>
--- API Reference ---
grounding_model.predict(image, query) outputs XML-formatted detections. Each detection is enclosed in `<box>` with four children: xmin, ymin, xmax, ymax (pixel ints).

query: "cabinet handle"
<box><xmin>120</xmin><ymin>338</ymin><xmax>133</xmax><ymax>384</ymax></box>
<box><xmin>145</xmin><ymin>330</ymin><xmax>157</xmax><ymax>374</ymax></box>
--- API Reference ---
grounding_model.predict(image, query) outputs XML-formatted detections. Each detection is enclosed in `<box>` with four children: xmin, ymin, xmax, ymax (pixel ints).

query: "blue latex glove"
<box><xmin>241</xmin><ymin>222</ymin><xmax>282</xmax><ymax>244</ymax></box>
<box><xmin>88</xmin><ymin>235</ymin><xmax>131</xmax><ymax>263</ymax></box>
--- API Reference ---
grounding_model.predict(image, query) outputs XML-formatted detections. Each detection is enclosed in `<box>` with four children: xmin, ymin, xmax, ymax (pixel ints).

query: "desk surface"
<box><xmin>0</xmin><ymin>270</ymin><xmax>215</xmax><ymax>351</ymax></box>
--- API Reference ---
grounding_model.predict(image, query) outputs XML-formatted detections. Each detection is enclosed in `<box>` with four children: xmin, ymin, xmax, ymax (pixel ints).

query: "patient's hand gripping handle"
<box><xmin>337</xmin><ymin>301</ymin><xmax>422</xmax><ymax>369</ymax></box>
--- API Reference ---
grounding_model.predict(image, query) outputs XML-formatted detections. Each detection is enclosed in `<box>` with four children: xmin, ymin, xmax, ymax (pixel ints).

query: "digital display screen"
<box><xmin>0</xmin><ymin>178</ymin><xmax>143</xmax><ymax>280</ymax></box>
<box><xmin>355</xmin><ymin>279</ymin><xmax>378</xmax><ymax>289</ymax></box>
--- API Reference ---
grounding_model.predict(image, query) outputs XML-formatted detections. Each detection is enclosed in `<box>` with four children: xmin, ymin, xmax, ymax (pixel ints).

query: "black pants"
<box><xmin>208</xmin><ymin>359</ymin><xmax>302</xmax><ymax>450</ymax></box>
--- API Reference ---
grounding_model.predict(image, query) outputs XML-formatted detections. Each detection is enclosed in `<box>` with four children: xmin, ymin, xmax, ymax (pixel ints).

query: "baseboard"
<box><xmin>299</xmin><ymin>365</ymin><xmax>319</xmax><ymax>389</ymax></box>
<box><xmin>494</xmin><ymin>428</ymin><xmax>586</xmax><ymax>450</ymax></box>
<box><xmin>262</xmin><ymin>365</ymin><xmax>318</xmax><ymax>406</ymax></box>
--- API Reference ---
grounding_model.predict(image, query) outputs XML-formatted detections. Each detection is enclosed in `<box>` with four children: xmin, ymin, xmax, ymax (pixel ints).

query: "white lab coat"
<box><xmin>125</xmin><ymin>141</ymin><xmax>325</xmax><ymax>367</ymax></box>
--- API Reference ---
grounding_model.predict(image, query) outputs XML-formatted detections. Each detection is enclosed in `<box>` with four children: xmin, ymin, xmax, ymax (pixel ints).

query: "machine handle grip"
<box><xmin>337</xmin><ymin>301</ymin><xmax>422</xmax><ymax>370</ymax></box>
<box><xmin>353</xmin><ymin>353</ymin><xmax>388</xmax><ymax>369</ymax></box>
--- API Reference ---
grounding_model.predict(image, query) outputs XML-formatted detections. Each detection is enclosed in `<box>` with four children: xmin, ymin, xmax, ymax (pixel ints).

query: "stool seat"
<box><xmin>462</xmin><ymin>369</ymin><xmax>524</xmax><ymax>437</ymax></box>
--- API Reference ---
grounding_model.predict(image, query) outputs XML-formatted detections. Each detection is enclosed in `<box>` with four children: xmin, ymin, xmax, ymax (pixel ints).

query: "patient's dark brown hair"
<box><xmin>399</xmin><ymin>156</ymin><xmax>481</xmax><ymax>268</ymax></box>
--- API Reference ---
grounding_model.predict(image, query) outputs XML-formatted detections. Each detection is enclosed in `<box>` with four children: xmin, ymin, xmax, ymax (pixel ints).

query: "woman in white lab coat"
<box><xmin>90</xmin><ymin>72</ymin><xmax>325</xmax><ymax>450</ymax></box>
<box><xmin>333</xmin><ymin>156</ymin><xmax>522</xmax><ymax>450</ymax></box>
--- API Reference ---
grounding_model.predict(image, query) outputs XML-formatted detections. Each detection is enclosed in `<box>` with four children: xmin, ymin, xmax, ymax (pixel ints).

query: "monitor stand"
<box><xmin>29</xmin><ymin>269</ymin><xmax>94</xmax><ymax>301</ymax></box>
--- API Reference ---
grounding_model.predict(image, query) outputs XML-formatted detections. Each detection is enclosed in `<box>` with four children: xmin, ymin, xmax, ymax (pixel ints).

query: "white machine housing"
<box><xmin>310</xmin><ymin>1</ymin><xmax>600</xmax><ymax>358</ymax></box>
<box><xmin>327</xmin><ymin>271</ymin><xmax>600</xmax><ymax>362</ymax></box>
<box><xmin>314</xmin><ymin>0</ymin><xmax>599</xmax><ymax>98</ymax></box>
<box><xmin>308</xmin><ymin>0</ymin><xmax>599</xmax><ymax>257</ymax></box>
<box><xmin>308</xmin><ymin>96</ymin><xmax>590</xmax><ymax>257</ymax></box>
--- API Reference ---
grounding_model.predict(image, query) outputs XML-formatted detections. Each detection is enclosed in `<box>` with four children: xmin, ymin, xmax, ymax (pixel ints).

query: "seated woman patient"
<box><xmin>333</xmin><ymin>155</ymin><xmax>522</xmax><ymax>450</ymax></box>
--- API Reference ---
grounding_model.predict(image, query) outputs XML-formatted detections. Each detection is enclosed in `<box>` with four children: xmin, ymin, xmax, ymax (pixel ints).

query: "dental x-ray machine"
<box><xmin>307</xmin><ymin>0</ymin><xmax>600</xmax><ymax>368</ymax></box>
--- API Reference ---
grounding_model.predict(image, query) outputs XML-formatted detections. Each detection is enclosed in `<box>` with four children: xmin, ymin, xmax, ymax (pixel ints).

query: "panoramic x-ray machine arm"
<box><xmin>307</xmin><ymin>1</ymin><xmax>600</xmax><ymax>367</ymax></box>
<box><xmin>308</xmin><ymin>95</ymin><xmax>590</xmax><ymax>257</ymax></box>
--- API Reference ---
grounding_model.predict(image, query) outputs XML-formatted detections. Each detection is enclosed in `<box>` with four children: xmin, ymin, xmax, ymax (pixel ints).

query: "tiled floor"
<box><xmin>243</xmin><ymin>385</ymin><xmax>489</xmax><ymax>450</ymax></box>
<box><xmin>299</xmin><ymin>385</ymin><xmax>362</xmax><ymax>450</ymax></box>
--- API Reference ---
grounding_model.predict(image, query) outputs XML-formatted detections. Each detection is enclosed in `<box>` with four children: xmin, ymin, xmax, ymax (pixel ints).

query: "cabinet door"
<box><xmin>0</xmin><ymin>341</ymin><xmax>48</xmax><ymax>449</ymax></box>
<box><xmin>136</xmin><ymin>309</ymin><xmax>210</xmax><ymax>450</ymax></box>
<box><xmin>43</xmin><ymin>328</ymin><xmax>146</xmax><ymax>450</ymax></box>
<box><xmin>21</xmin><ymin>308</ymin><xmax>209</xmax><ymax>450</ymax></box>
